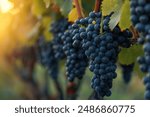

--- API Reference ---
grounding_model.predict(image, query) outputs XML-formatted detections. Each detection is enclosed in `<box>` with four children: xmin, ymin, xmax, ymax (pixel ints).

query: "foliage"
<box><xmin>102</xmin><ymin>0</ymin><xmax>131</xmax><ymax>30</ymax></box>
<box><xmin>0</xmin><ymin>0</ymin><xmax>148</xmax><ymax>100</ymax></box>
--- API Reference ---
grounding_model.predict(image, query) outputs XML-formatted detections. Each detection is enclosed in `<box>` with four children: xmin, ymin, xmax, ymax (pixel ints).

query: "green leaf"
<box><xmin>119</xmin><ymin>0</ymin><xmax>131</xmax><ymax>30</ymax></box>
<box><xmin>109</xmin><ymin>8</ymin><xmax>122</xmax><ymax>30</ymax></box>
<box><xmin>109</xmin><ymin>0</ymin><xmax>124</xmax><ymax>30</ymax></box>
<box><xmin>102</xmin><ymin>0</ymin><xmax>117</xmax><ymax>16</ymax></box>
<box><xmin>105</xmin><ymin>0</ymin><xmax>131</xmax><ymax>30</ymax></box>
<box><xmin>54</xmin><ymin>0</ymin><xmax>73</xmax><ymax>17</ymax></box>
<box><xmin>119</xmin><ymin>45</ymin><xmax>143</xmax><ymax>65</ymax></box>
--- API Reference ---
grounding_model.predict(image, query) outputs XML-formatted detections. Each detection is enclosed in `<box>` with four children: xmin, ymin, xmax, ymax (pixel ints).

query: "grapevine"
<box><xmin>130</xmin><ymin>0</ymin><xmax>150</xmax><ymax>99</ymax></box>
<box><xmin>0</xmin><ymin>0</ymin><xmax>149</xmax><ymax>100</ymax></box>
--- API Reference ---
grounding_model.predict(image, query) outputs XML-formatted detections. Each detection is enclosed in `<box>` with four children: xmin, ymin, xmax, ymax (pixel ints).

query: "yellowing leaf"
<box><xmin>44</xmin><ymin>30</ymin><xmax>53</xmax><ymax>41</ymax></box>
<box><xmin>43</xmin><ymin>0</ymin><xmax>52</xmax><ymax>8</ymax></box>
<box><xmin>42</xmin><ymin>16</ymin><xmax>52</xmax><ymax>28</ymax></box>
<box><xmin>31</xmin><ymin>0</ymin><xmax>46</xmax><ymax>17</ymax></box>
<box><xmin>68</xmin><ymin>8</ymin><xmax>78</xmax><ymax>22</ymax></box>
<box><xmin>102</xmin><ymin>0</ymin><xmax>117</xmax><ymax>16</ymax></box>
<box><xmin>41</xmin><ymin>16</ymin><xmax>52</xmax><ymax>41</ymax></box>
<box><xmin>119</xmin><ymin>0</ymin><xmax>131</xmax><ymax>30</ymax></box>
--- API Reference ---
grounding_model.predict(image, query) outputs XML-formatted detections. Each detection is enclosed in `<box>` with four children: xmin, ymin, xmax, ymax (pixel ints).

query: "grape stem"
<box><xmin>53</xmin><ymin>79</ymin><xmax>64</xmax><ymax>100</ymax></box>
<box><xmin>94</xmin><ymin>0</ymin><xmax>102</xmax><ymax>12</ymax></box>
<box><xmin>44</xmin><ymin>71</ymin><xmax>51</xmax><ymax>99</ymax></box>
<box><xmin>74</xmin><ymin>0</ymin><xmax>83</xmax><ymax>18</ymax></box>
<box><xmin>130</xmin><ymin>26</ymin><xmax>139</xmax><ymax>44</ymax></box>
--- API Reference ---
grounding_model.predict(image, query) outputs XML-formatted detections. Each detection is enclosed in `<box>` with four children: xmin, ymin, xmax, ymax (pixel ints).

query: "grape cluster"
<box><xmin>130</xmin><ymin>0</ymin><xmax>150</xmax><ymax>44</ymax></box>
<box><xmin>38</xmin><ymin>12</ymin><xmax>132</xmax><ymax>98</ymax></box>
<box><xmin>62</xmin><ymin>18</ymin><xmax>89</xmax><ymax>81</ymax></box>
<box><xmin>37</xmin><ymin>36</ymin><xmax>58</xmax><ymax>79</ymax></box>
<box><xmin>120</xmin><ymin>63</ymin><xmax>134</xmax><ymax>84</ymax></box>
<box><xmin>81</xmin><ymin>12</ymin><xmax>132</xmax><ymax>98</ymax></box>
<box><xmin>143</xmin><ymin>74</ymin><xmax>150</xmax><ymax>99</ymax></box>
<box><xmin>89</xmin><ymin>33</ymin><xmax>119</xmax><ymax>98</ymax></box>
<box><xmin>130</xmin><ymin>0</ymin><xmax>150</xmax><ymax>99</ymax></box>
<box><xmin>137</xmin><ymin>55</ymin><xmax>150</xmax><ymax>99</ymax></box>
<box><xmin>130</xmin><ymin>0</ymin><xmax>150</xmax><ymax>33</ymax></box>
<box><xmin>50</xmin><ymin>19</ymin><xmax>71</xmax><ymax>59</ymax></box>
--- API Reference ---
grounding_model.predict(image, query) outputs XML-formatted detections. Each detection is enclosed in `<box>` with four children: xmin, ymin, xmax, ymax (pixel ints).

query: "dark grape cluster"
<box><xmin>37</xmin><ymin>11</ymin><xmax>132</xmax><ymax>99</ymax></box>
<box><xmin>81</xmin><ymin>12</ymin><xmax>132</xmax><ymax>98</ymax></box>
<box><xmin>130</xmin><ymin>0</ymin><xmax>150</xmax><ymax>44</ymax></box>
<box><xmin>50</xmin><ymin>18</ymin><xmax>71</xmax><ymax>59</ymax></box>
<box><xmin>62</xmin><ymin>18</ymin><xmax>89</xmax><ymax>81</ymax></box>
<box><xmin>130</xmin><ymin>0</ymin><xmax>150</xmax><ymax>99</ymax></box>
<box><xmin>37</xmin><ymin>36</ymin><xmax>58</xmax><ymax>79</ymax></box>
<box><xmin>143</xmin><ymin>74</ymin><xmax>150</xmax><ymax>99</ymax></box>
<box><xmin>120</xmin><ymin>63</ymin><xmax>134</xmax><ymax>84</ymax></box>
<box><xmin>130</xmin><ymin>0</ymin><xmax>150</xmax><ymax>33</ymax></box>
<box><xmin>137</xmin><ymin>54</ymin><xmax>150</xmax><ymax>99</ymax></box>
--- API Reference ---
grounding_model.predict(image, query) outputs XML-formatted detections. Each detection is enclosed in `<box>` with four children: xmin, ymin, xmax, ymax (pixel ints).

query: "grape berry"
<box><xmin>130</xmin><ymin>0</ymin><xmax>150</xmax><ymax>99</ymax></box>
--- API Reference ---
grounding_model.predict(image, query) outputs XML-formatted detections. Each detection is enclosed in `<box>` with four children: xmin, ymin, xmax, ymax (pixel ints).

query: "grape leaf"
<box><xmin>43</xmin><ymin>0</ymin><xmax>52</xmax><ymax>8</ymax></box>
<box><xmin>41</xmin><ymin>16</ymin><xmax>53</xmax><ymax>41</ymax></box>
<box><xmin>68</xmin><ymin>8</ymin><xmax>78</xmax><ymax>22</ymax></box>
<box><xmin>103</xmin><ymin>0</ymin><xmax>131</xmax><ymax>30</ymax></box>
<box><xmin>119</xmin><ymin>45</ymin><xmax>143</xmax><ymax>65</ymax></box>
<box><xmin>119</xmin><ymin>0</ymin><xmax>131</xmax><ymax>30</ymax></box>
<box><xmin>54</xmin><ymin>0</ymin><xmax>73</xmax><ymax>17</ymax></box>
<box><xmin>102</xmin><ymin>0</ymin><xmax>117</xmax><ymax>16</ymax></box>
<box><xmin>109</xmin><ymin>7</ymin><xmax>122</xmax><ymax>30</ymax></box>
<box><xmin>109</xmin><ymin>0</ymin><xmax>123</xmax><ymax>30</ymax></box>
<box><xmin>32</xmin><ymin>0</ymin><xmax>47</xmax><ymax>17</ymax></box>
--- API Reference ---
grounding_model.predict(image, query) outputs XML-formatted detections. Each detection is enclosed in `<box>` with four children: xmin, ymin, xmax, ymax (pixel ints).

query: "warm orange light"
<box><xmin>0</xmin><ymin>0</ymin><xmax>14</xmax><ymax>13</ymax></box>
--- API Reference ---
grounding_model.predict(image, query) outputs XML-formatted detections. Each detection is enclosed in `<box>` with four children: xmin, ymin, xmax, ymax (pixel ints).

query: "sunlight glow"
<box><xmin>0</xmin><ymin>0</ymin><xmax>14</xmax><ymax>13</ymax></box>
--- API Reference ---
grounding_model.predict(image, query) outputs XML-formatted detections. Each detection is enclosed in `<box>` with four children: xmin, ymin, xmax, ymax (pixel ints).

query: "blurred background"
<box><xmin>0</xmin><ymin>0</ymin><xmax>145</xmax><ymax>100</ymax></box>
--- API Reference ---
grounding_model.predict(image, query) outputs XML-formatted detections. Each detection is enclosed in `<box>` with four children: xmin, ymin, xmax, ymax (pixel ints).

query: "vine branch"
<box><xmin>74</xmin><ymin>0</ymin><xmax>83</xmax><ymax>19</ymax></box>
<box><xmin>94</xmin><ymin>0</ymin><xmax>102</xmax><ymax>12</ymax></box>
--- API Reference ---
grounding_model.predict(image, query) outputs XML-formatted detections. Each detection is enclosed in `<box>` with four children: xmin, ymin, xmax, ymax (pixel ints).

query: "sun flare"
<box><xmin>0</xmin><ymin>0</ymin><xmax>14</xmax><ymax>13</ymax></box>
